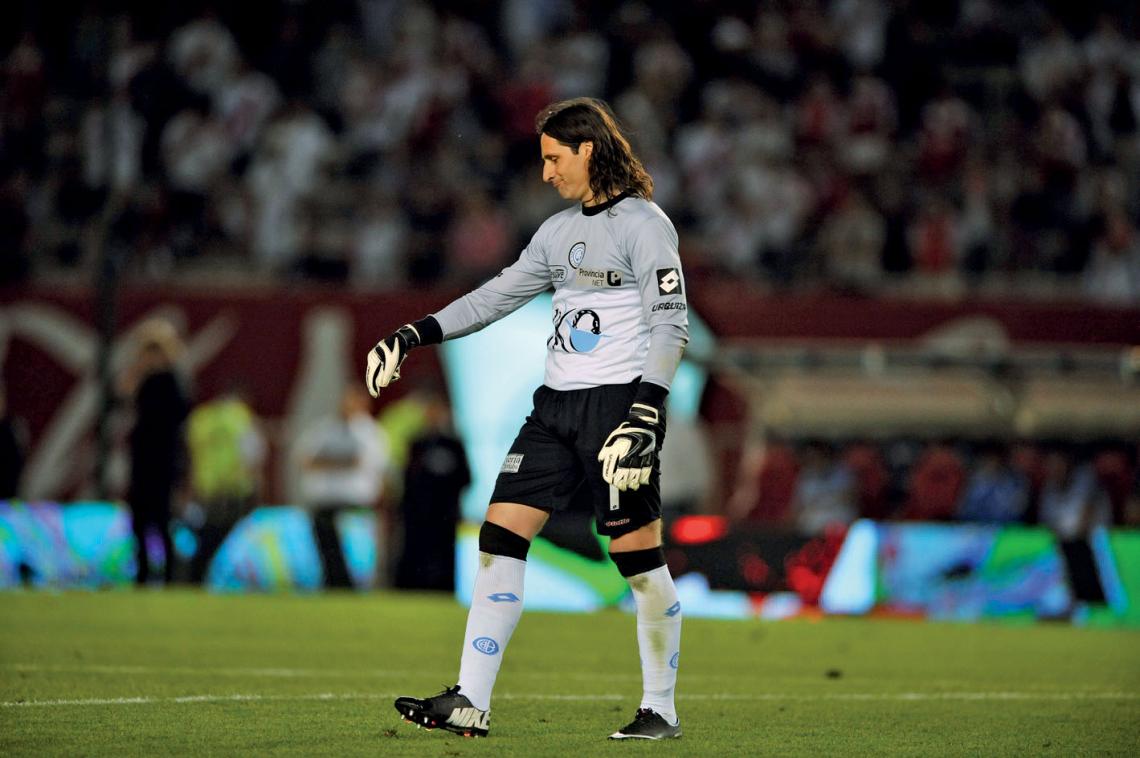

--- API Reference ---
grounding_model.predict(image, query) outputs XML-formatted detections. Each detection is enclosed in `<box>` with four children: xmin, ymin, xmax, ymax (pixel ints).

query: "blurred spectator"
<box><xmin>393</xmin><ymin>390</ymin><xmax>470</xmax><ymax>591</ymax></box>
<box><xmin>908</xmin><ymin>195</ymin><xmax>960</xmax><ymax>279</ymax></box>
<box><xmin>1038</xmin><ymin>444</ymin><xmax>1114</xmax><ymax>606</ymax></box>
<box><xmin>789</xmin><ymin>440</ymin><xmax>858</xmax><ymax>535</ymax></box>
<box><xmin>903</xmin><ymin>441</ymin><xmax>966</xmax><ymax>521</ymax></box>
<box><xmin>816</xmin><ymin>188</ymin><xmax>886</xmax><ymax>289</ymax></box>
<box><xmin>659</xmin><ymin>412</ymin><xmax>714</xmax><ymax>518</ymax></box>
<box><xmin>1083</xmin><ymin>210</ymin><xmax>1140</xmax><ymax>305</ymax></box>
<box><xmin>119</xmin><ymin>318</ymin><xmax>190</xmax><ymax>586</ymax></box>
<box><xmin>4</xmin><ymin>0</ymin><xmax>1139</xmax><ymax>297</ymax></box>
<box><xmin>167</xmin><ymin>7</ymin><xmax>239</xmax><ymax>98</ymax></box>
<box><xmin>0</xmin><ymin>171</ymin><xmax>31</xmax><ymax>282</ymax></box>
<box><xmin>295</xmin><ymin>384</ymin><xmax>391</xmax><ymax>589</ymax></box>
<box><xmin>1038</xmin><ymin>445</ymin><xmax>1113</xmax><ymax>540</ymax></box>
<box><xmin>843</xmin><ymin>440</ymin><xmax>890</xmax><ymax>519</ymax></box>
<box><xmin>956</xmin><ymin>440</ymin><xmax>1030</xmax><ymax>524</ymax></box>
<box><xmin>1018</xmin><ymin>17</ymin><xmax>1083</xmax><ymax>104</ymax></box>
<box><xmin>0</xmin><ymin>384</ymin><xmax>29</xmax><ymax>499</ymax></box>
<box><xmin>1093</xmin><ymin>443</ymin><xmax>1137</xmax><ymax>525</ymax></box>
<box><xmin>185</xmin><ymin>383</ymin><xmax>266</xmax><ymax>584</ymax></box>
<box><xmin>916</xmin><ymin>87</ymin><xmax>974</xmax><ymax>184</ymax></box>
<box><xmin>352</xmin><ymin>189</ymin><xmax>409</xmax><ymax>286</ymax></box>
<box><xmin>840</xmin><ymin>73</ymin><xmax>896</xmax><ymax>176</ymax></box>
<box><xmin>727</xmin><ymin>437</ymin><xmax>799</xmax><ymax>525</ymax></box>
<box><xmin>444</xmin><ymin>187</ymin><xmax>513</xmax><ymax>285</ymax></box>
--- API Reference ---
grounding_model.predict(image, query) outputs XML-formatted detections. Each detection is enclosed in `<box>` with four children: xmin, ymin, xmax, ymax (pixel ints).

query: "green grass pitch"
<box><xmin>1</xmin><ymin>590</ymin><xmax>1137</xmax><ymax>756</ymax></box>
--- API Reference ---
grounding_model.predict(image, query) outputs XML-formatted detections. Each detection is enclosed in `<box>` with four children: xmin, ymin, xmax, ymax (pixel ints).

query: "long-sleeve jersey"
<box><xmin>433</xmin><ymin>194</ymin><xmax>689</xmax><ymax>391</ymax></box>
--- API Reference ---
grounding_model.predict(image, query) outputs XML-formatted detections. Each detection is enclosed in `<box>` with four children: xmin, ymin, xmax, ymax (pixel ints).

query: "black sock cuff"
<box><xmin>479</xmin><ymin>521</ymin><xmax>530</xmax><ymax>561</ymax></box>
<box><xmin>610</xmin><ymin>546</ymin><xmax>666</xmax><ymax>577</ymax></box>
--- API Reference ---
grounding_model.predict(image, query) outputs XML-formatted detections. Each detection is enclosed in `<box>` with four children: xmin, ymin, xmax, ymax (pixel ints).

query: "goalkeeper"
<box><xmin>367</xmin><ymin>98</ymin><xmax>688</xmax><ymax>741</ymax></box>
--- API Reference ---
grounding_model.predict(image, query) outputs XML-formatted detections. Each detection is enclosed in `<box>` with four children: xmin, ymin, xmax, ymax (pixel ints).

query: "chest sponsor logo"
<box><xmin>568</xmin><ymin>241</ymin><xmax>586</xmax><ymax>269</ymax></box>
<box><xmin>657</xmin><ymin>268</ymin><xmax>682</xmax><ymax>295</ymax></box>
<box><xmin>551</xmin><ymin>266</ymin><xmax>567</xmax><ymax>283</ymax></box>
<box><xmin>548</xmin><ymin>308</ymin><xmax>607</xmax><ymax>353</ymax></box>
<box><xmin>575</xmin><ymin>268</ymin><xmax>623</xmax><ymax>287</ymax></box>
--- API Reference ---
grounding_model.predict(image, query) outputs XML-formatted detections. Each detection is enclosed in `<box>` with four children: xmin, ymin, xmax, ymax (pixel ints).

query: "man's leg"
<box><xmin>394</xmin><ymin>502</ymin><xmax>547</xmax><ymax>736</ymax></box>
<box><xmin>455</xmin><ymin>503</ymin><xmax>546</xmax><ymax>709</ymax></box>
<box><xmin>130</xmin><ymin>507</ymin><xmax>150</xmax><ymax>586</ymax></box>
<box><xmin>609</xmin><ymin>520</ymin><xmax>682</xmax><ymax>738</ymax></box>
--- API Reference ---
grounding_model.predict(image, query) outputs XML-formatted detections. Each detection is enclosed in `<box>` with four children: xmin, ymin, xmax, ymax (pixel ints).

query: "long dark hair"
<box><xmin>535</xmin><ymin>98</ymin><xmax>653</xmax><ymax>202</ymax></box>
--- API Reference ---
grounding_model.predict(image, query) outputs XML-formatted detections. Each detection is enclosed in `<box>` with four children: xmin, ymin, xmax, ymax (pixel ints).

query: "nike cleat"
<box><xmin>394</xmin><ymin>685</ymin><xmax>490</xmax><ymax>738</ymax></box>
<box><xmin>608</xmin><ymin>708</ymin><xmax>682</xmax><ymax>740</ymax></box>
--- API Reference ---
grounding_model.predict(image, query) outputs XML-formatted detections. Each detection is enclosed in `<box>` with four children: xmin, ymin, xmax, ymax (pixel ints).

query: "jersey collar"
<box><xmin>581</xmin><ymin>190</ymin><xmax>631</xmax><ymax>216</ymax></box>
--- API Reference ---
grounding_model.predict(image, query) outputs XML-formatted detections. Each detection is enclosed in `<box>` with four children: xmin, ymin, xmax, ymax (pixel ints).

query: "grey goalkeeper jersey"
<box><xmin>432</xmin><ymin>194</ymin><xmax>689</xmax><ymax>391</ymax></box>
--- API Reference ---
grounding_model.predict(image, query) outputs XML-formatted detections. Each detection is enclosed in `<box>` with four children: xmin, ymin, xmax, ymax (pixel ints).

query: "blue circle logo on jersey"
<box><xmin>568</xmin><ymin>241</ymin><xmax>586</xmax><ymax>269</ymax></box>
<box><xmin>473</xmin><ymin>637</ymin><xmax>500</xmax><ymax>655</ymax></box>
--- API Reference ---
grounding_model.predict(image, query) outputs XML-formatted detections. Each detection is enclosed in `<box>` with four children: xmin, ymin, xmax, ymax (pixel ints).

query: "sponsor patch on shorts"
<box><xmin>500</xmin><ymin>453</ymin><xmax>524</xmax><ymax>473</ymax></box>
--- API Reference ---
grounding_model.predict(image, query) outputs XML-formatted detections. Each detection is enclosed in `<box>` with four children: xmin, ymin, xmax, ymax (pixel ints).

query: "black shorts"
<box><xmin>490</xmin><ymin>380</ymin><xmax>663</xmax><ymax>538</ymax></box>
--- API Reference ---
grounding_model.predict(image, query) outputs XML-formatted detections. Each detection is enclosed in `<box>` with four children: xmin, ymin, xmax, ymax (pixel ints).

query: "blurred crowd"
<box><xmin>727</xmin><ymin>436</ymin><xmax>1139</xmax><ymax>534</ymax></box>
<box><xmin>2</xmin><ymin>0</ymin><xmax>1139</xmax><ymax>302</ymax></box>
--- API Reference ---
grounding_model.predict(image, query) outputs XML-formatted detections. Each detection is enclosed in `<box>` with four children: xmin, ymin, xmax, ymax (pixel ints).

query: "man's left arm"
<box><xmin>598</xmin><ymin>213</ymin><xmax>689</xmax><ymax>491</ymax></box>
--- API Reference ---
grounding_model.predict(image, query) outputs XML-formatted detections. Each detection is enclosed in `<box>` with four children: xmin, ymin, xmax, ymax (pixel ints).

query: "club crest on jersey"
<box><xmin>657</xmin><ymin>268</ymin><xmax>682</xmax><ymax>295</ymax></box>
<box><xmin>568</xmin><ymin>241</ymin><xmax>586</xmax><ymax>269</ymax></box>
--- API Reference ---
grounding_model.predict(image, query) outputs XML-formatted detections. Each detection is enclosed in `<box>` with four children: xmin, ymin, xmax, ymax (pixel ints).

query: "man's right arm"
<box><xmin>366</xmin><ymin>241</ymin><xmax>551</xmax><ymax>397</ymax></box>
<box><xmin>430</xmin><ymin>244</ymin><xmax>552</xmax><ymax>340</ymax></box>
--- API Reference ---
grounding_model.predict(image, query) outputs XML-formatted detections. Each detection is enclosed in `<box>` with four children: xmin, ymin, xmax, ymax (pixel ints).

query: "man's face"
<box><xmin>541</xmin><ymin>133</ymin><xmax>593</xmax><ymax>204</ymax></box>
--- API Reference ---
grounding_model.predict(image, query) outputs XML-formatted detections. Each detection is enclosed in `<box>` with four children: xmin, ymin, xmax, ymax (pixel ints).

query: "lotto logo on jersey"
<box><xmin>657</xmin><ymin>268</ymin><xmax>682</xmax><ymax>295</ymax></box>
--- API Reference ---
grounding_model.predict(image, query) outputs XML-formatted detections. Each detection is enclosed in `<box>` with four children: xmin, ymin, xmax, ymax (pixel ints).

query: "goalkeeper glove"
<box><xmin>598</xmin><ymin>401</ymin><xmax>665</xmax><ymax>492</ymax></box>
<box><xmin>365</xmin><ymin>324</ymin><xmax>423</xmax><ymax>397</ymax></box>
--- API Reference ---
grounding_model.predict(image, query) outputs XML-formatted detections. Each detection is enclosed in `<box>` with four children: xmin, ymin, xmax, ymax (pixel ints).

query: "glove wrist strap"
<box><xmin>410</xmin><ymin>316</ymin><xmax>443</xmax><ymax>346</ymax></box>
<box><xmin>632</xmin><ymin>380</ymin><xmax>668</xmax><ymax>412</ymax></box>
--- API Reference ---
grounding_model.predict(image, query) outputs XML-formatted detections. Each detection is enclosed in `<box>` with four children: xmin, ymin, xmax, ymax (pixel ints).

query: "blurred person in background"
<box><xmin>366</xmin><ymin>98</ymin><xmax>688</xmax><ymax>740</ymax></box>
<box><xmin>726</xmin><ymin>433</ymin><xmax>799</xmax><ymax>525</ymax></box>
<box><xmin>1083</xmin><ymin>209</ymin><xmax>1140</xmax><ymax>305</ymax></box>
<box><xmin>789</xmin><ymin>439</ymin><xmax>858</xmax><ymax>536</ymax></box>
<box><xmin>903</xmin><ymin>440</ymin><xmax>966</xmax><ymax>522</ymax></box>
<box><xmin>295</xmin><ymin>383</ymin><xmax>390</xmax><ymax>589</ymax></box>
<box><xmin>1038</xmin><ymin>444</ymin><xmax>1113</xmax><ymax>540</ymax></box>
<box><xmin>955</xmin><ymin>440</ymin><xmax>1030</xmax><ymax>524</ymax></box>
<box><xmin>658</xmin><ymin>411</ymin><xmax>714</xmax><ymax>518</ymax></box>
<box><xmin>119</xmin><ymin>318</ymin><xmax>190</xmax><ymax>586</ymax></box>
<box><xmin>185</xmin><ymin>382</ymin><xmax>266</xmax><ymax>584</ymax></box>
<box><xmin>393</xmin><ymin>388</ymin><xmax>470</xmax><ymax>592</ymax></box>
<box><xmin>0</xmin><ymin>384</ymin><xmax>29</xmax><ymax>499</ymax></box>
<box><xmin>1038</xmin><ymin>443</ymin><xmax>1114</xmax><ymax>608</ymax></box>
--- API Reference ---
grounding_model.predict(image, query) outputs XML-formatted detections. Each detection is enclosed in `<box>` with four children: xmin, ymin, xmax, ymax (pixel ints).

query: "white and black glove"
<box><xmin>598</xmin><ymin>400</ymin><xmax>665</xmax><ymax>492</ymax></box>
<box><xmin>365</xmin><ymin>323</ymin><xmax>423</xmax><ymax>397</ymax></box>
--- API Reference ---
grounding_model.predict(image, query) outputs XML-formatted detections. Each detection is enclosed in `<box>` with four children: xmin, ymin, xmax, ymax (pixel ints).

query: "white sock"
<box><xmin>629</xmin><ymin>564</ymin><xmax>681</xmax><ymax>725</ymax></box>
<box><xmin>456</xmin><ymin>553</ymin><xmax>526</xmax><ymax>711</ymax></box>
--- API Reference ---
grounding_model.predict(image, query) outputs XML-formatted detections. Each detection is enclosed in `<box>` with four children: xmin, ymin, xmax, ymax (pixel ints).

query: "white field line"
<box><xmin>0</xmin><ymin>662</ymin><xmax>628</xmax><ymax>681</ymax></box>
<box><xmin>3</xmin><ymin>691</ymin><xmax>1137</xmax><ymax>709</ymax></box>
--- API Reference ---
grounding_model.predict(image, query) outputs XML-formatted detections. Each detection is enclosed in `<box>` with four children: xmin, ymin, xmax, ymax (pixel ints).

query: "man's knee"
<box><xmin>479</xmin><ymin>521</ymin><xmax>531</xmax><ymax>561</ymax></box>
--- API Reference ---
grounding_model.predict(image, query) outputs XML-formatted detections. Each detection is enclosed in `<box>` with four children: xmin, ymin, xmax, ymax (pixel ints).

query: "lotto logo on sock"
<box><xmin>664</xmin><ymin>601</ymin><xmax>681</xmax><ymax>617</ymax></box>
<box><xmin>669</xmin><ymin>652</ymin><xmax>679</xmax><ymax>669</ymax></box>
<box><xmin>473</xmin><ymin>637</ymin><xmax>500</xmax><ymax>655</ymax></box>
<box><xmin>487</xmin><ymin>592</ymin><xmax>520</xmax><ymax>603</ymax></box>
